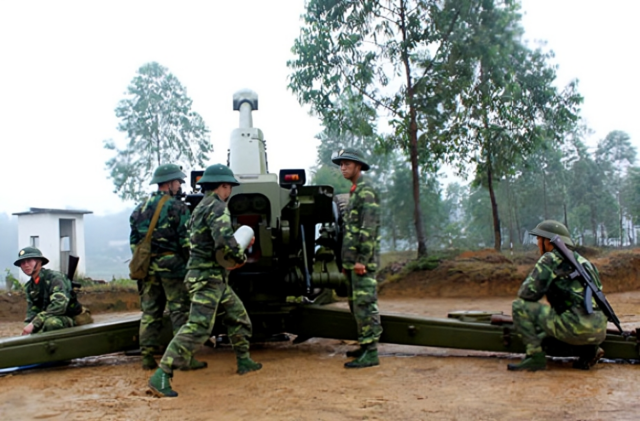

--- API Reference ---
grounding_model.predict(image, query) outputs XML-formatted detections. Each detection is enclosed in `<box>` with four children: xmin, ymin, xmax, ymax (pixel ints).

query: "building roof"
<box><xmin>12</xmin><ymin>207</ymin><xmax>93</xmax><ymax>216</ymax></box>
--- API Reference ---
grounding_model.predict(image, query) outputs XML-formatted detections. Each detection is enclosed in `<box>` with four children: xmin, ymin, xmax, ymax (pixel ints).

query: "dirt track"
<box><xmin>2</xmin><ymin>292</ymin><xmax>640</xmax><ymax>421</ymax></box>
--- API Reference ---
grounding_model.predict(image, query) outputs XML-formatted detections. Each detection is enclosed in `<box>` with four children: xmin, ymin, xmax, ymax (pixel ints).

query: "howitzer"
<box><xmin>550</xmin><ymin>235</ymin><xmax>625</xmax><ymax>335</ymax></box>
<box><xmin>1</xmin><ymin>90</ymin><xmax>639</xmax><ymax>371</ymax></box>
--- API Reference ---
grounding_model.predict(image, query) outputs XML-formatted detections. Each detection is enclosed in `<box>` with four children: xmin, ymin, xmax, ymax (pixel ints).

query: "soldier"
<box><xmin>15</xmin><ymin>247</ymin><xmax>92</xmax><ymax>335</ymax></box>
<box><xmin>130</xmin><ymin>163</ymin><xmax>192</xmax><ymax>370</ymax></box>
<box><xmin>508</xmin><ymin>220</ymin><xmax>608</xmax><ymax>371</ymax></box>
<box><xmin>332</xmin><ymin>148</ymin><xmax>382</xmax><ymax>369</ymax></box>
<box><xmin>148</xmin><ymin>164</ymin><xmax>262</xmax><ymax>398</ymax></box>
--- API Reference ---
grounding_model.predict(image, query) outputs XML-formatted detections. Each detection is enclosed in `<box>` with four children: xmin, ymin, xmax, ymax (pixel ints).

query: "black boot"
<box><xmin>346</xmin><ymin>346</ymin><xmax>365</xmax><ymax>358</ymax></box>
<box><xmin>572</xmin><ymin>346</ymin><xmax>604</xmax><ymax>370</ymax></box>
<box><xmin>344</xmin><ymin>344</ymin><xmax>379</xmax><ymax>369</ymax></box>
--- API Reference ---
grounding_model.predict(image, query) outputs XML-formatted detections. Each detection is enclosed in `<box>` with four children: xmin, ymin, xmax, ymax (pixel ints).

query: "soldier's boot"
<box><xmin>572</xmin><ymin>346</ymin><xmax>605</xmax><ymax>370</ymax></box>
<box><xmin>179</xmin><ymin>358</ymin><xmax>208</xmax><ymax>371</ymax></box>
<box><xmin>237</xmin><ymin>357</ymin><xmax>263</xmax><ymax>375</ymax></box>
<box><xmin>344</xmin><ymin>345</ymin><xmax>379</xmax><ymax>369</ymax></box>
<box><xmin>148</xmin><ymin>369</ymin><xmax>178</xmax><ymax>398</ymax></box>
<box><xmin>507</xmin><ymin>352</ymin><xmax>546</xmax><ymax>371</ymax></box>
<box><xmin>346</xmin><ymin>346</ymin><xmax>366</xmax><ymax>358</ymax></box>
<box><xmin>141</xmin><ymin>354</ymin><xmax>158</xmax><ymax>370</ymax></box>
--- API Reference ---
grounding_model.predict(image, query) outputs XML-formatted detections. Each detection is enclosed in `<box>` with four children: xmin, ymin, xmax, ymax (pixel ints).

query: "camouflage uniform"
<box><xmin>24</xmin><ymin>268</ymin><xmax>82</xmax><ymax>333</ymax></box>
<box><xmin>130</xmin><ymin>191</ymin><xmax>191</xmax><ymax>359</ymax></box>
<box><xmin>159</xmin><ymin>191</ymin><xmax>252</xmax><ymax>373</ymax></box>
<box><xmin>342</xmin><ymin>176</ymin><xmax>383</xmax><ymax>347</ymax></box>
<box><xmin>513</xmin><ymin>249</ymin><xmax>608</xmax><ymax>355</ymax></box>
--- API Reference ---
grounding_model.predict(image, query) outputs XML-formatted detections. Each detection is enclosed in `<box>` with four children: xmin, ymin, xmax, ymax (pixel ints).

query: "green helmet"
<box><xmin>530</xmin><ymin>220</ymin><xmax>574</xmax><ymax>247</ymax></box>
<box><xmin>149</xmin><ymin>164</ymin><xmax>187</xmax><ymax>185</ymax></box>
<box><xmin>331</xmin><ymin>147</ymin><xmax>370</xmax><ymax>171</ymax></box>
<box><xmin>197</xmin><ymin>164</ymin><xmax>240</xmax><ymax>186</ymax></box>
<box><xmin>14</xmin><ymin>246</ymin><xmax>49</xmax><ymax>267</ymax></box>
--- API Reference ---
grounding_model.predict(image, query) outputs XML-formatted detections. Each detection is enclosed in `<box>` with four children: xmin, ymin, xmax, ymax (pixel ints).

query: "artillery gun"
<box><xmin>1</xmin><ymin>90</ymin><xmax>639</xmax><ymax>371</ymax></box>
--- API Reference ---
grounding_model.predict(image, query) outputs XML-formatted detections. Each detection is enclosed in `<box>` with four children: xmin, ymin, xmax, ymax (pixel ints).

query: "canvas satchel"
<box><xmin>129</xmin><ymin>195</ymin><xmax>171</xmax><ymax>280</ymax></box>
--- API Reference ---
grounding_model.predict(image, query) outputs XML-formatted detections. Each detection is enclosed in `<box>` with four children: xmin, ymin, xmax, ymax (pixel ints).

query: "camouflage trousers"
<box><xmin>512</xmin><ymin>298</ymin><xmax>608</xmax><ymax>355</ymax></box>
<box><xmin>34</xmin><ymin>315</ymin><xmax>75</xmax><ymax>333</ymax></box>
<box><xmin>159</xmin><ymin>269</ymin><xmax>252</xmax><ymax>373</ymax></box>
<box><xmin>346</xmin><ymin>270</ymin><xmax>382</xmax><ymax>346</ymax></box>
<box><xmin>139</xmin><ymin>274</ymin><xmax>190</xmax><ymax>358</ymax></box>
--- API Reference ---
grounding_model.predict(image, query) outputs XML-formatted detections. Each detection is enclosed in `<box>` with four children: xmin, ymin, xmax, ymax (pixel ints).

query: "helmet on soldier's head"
<box><xmin>149</xmin><ymin>164</ymin><xmax>187</xmax><ymax>185</ymax></box>
<box><xmin>197</xmin><ymin>164</ymin><xmax>240</xmax><ymax>186</ymax></box>
<box><xmin>529</xmin><ymin>220</ymin><xmax>574</xmax><ymax>247</ymax></box>
<box><xmin>14</xmin><ymin>247</ymin><xmax>49</xmax><ymax>267</ymax></box>
<box><xmin>331</xmin><ymin>148</ymin><xmax>370</xmax><ymax>171</ymax></box>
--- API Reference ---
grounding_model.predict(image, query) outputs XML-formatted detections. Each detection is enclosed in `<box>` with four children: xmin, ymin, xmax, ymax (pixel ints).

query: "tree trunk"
<box><xmin>590</xmin><ymin>206</ymin><xmax>598</xmax><ymax>246</ymax></box>
<box><xmin>618</xmin><ymin>191</ymin><xmax>623</xmax><ymax>247</ymax></box>
<box><xmin>399</xmin><ymin>2</ymin><xmax>427</xmax><ymax>257</ymax></box>
<box><xmin>487</xmin><ymin>154</ymin><xmax>502</xmax><ymax>251</ymax></box>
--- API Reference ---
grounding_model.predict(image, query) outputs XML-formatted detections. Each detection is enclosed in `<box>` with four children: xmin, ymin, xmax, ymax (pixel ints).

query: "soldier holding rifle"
<box><xmin>508</xmin><ymin>220</ymin><xmax>611</xmax><ymax>371</ymax></box>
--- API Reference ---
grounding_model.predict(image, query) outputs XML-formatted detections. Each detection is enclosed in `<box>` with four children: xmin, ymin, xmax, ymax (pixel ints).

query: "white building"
<box><xmin>12</xmin><ymin>208</ymin><xmax>92</xmax><ymax>282</ymax></box>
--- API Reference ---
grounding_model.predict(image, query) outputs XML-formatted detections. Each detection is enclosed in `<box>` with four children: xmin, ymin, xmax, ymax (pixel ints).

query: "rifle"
<box><xmin>67</xmin><ymin>255</ymin><xmax>81</xmax><ymax>289</ymax></box>
<box><xmin>550</xmin><ymin>235</ymin><xmax>625</xmax><ymax>335</ymax></box>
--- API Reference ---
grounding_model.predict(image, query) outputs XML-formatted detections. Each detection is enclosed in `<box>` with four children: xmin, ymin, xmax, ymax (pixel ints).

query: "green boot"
<box><xmin>344</xmin><ymin>348</ymin><xmax>379</xmax><ymax>369</ymax></box>
<box><xmin>346</xmin><ymin>346</ymin><xmax>365</xmax><ymax>358</ymax></box>
<box><xmin>179</xmin><ymin>358</ymin><xmax>208</xmax><ymax>371</ymax></box>
<box><xmin>141</xmin><ymin>354</ymin><xmax>158</xmax><ymax>370</ymax></box>
<box><xmin>237</xmin><ymin>357</ymin><xmax>263</xmax><ymax>375</ymax></box>
<box><xmin>507</xmin><ymin>352</ymin><xmax>546</xmax><ymax>371</ymax></box>
<box><xmin>148</xmin><ymin>369</ymin><xmax>178</xmax><ymax>398</ymax></box>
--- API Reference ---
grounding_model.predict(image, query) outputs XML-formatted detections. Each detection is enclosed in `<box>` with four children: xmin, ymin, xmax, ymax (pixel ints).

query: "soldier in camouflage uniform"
<box><xmin>148</xmin><ymin>164</ymin><xmax>262</xmax><ymax>398</ymax></box>
<box><xmin>15</xmin><ymin>247</ymin><xmax>89</xmax><ymax>334</ymax></box>
<box><xmin>508</xmin><ymin>220</ymin><xmax>608</xmax><ymax>372</ymax></box>
<box><xmin>332</xmin><ymin>148</ymin><xmax>382</xmax><ymax>369</ymax></box>
<box><xmin>130</xmin><ymin>163</ymin><xmax>192</xmax><ymax>370</ymax></box>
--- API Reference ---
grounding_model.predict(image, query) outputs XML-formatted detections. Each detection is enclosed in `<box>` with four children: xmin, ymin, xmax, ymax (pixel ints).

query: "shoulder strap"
<box><xmin>144</xmin><ymin>195</ymin><xmax>171</xmax><ymax>242</ymax></box>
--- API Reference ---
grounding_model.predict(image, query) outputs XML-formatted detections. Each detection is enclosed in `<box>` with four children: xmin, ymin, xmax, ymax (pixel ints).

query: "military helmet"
<box><xmin>197</xmin><ymin>164</ymin><xmax>240</xmax><ymax>186</ymax></box>
<box><xmin>14</xmin><ymin>246</ymin><xmax>49</xmax><ymax>266</ymax></box>
<box><xmin>331</xmin><ymin>148</ymin><xmax>370</xmax><ymax>171</ymax></box>
<box><xmin>530</xmin><ymin>220</ymin><xmax>574</xmax><ymax>247</ymax></box>
<box><xmin>149</xmin><ymin>164</ymin><xmax>187</xmax><ymax>185</ymax></box>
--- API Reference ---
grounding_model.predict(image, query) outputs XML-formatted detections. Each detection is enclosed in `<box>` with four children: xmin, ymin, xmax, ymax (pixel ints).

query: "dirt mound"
<box><xmin>380</xmin><ymin>247</ymin><xmax>640</xmax><ymax>299</ymax></box>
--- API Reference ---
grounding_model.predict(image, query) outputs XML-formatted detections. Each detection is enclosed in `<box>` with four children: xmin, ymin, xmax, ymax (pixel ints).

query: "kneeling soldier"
<box><xmin>15</xmin><ymin>247</ymin><xmax>93</xmax><ymax>335</ymax></box>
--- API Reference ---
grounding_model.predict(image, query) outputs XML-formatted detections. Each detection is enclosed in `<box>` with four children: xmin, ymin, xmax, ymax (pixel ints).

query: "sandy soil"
<box><xmin>2</xmin><ymin>292</ymin><xmax>640</xmax><ymax>421</ymax></box>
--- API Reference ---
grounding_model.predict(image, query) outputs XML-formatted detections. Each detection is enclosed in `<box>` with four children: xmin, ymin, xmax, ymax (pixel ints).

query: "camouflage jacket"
<box><xmin>518</xmin><ymin>249</ymin><xmax>603</xmax><ymax>314</ymax></box>
<box><xmin>25</xmin><ymin>268</ymin><xmax>82</xmax><ymax>331</ymax></box>
<box><xmin>186</xmin><ymin>191</ymin><xmax>246</xmax><ymax>272</ymax></box>
<box><xmin>341</xmin><ymin>176</ymin><xmax>380</xmax><ymax>271</ymax></box>
<box><xmin>130</xmin><ymin>191</ymin><xmax>191</xmax><ymax>279</ymax></box>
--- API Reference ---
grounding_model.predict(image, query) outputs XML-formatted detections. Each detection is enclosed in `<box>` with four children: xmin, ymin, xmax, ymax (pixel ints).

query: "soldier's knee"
<box><xmin>42</xmin><ymin>318</ymin><xmax>63</xmax><ymax>332</ymax></box>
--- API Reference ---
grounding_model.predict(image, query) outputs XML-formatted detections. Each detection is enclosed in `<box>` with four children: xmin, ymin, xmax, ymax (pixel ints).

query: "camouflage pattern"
<box><xmin>130</xmin><ymin>191</ymin><xmax>192</xmax><ymax>358</ymax></box>
<box><xmin>513</xmin><ymin>249</ymin><xmax>608</xmax><ymax>355</ymax></box>
<box><xmin>24</xmin><ymin>268</ymin><xmax>81</xmax><ymax>333</ymax></box>
<box><xmin>341</xmin><ymin>176</ymin><xmax>382</xmax><ymax>346</ymax></box>
<box><xmin>159</xmin><ymin>191</ymin><xmax>252</xmax><ymax>373</ymax></box>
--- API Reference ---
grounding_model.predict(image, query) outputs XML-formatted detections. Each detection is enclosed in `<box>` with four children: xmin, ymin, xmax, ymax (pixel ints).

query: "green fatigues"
<box><xmin>130</xmin><ymin>191</ymin><xmax>191</xmax><ymax>357</ymax></box>
<box><xmin>159</xmin><ymin>191</ymin><xmax>252</xmax><ymax>374</ymax></box>
<box><xmin>513</xmin><ymin>249</ymin><xmax>608</xmax><ymax>355</ymax></box>
<box><xmin>24</xmin><ymin>268</ymin><xmax>82</xmax><ymax>333</ymax></box>
<box><xmin>342</xmin><ymin>176</ymin><xmax>382</xmax><ymax>346</ymax></box>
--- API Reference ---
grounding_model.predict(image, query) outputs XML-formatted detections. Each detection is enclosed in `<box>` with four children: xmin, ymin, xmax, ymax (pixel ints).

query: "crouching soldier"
<box><xmin>15</xmin><ymin>247</ymin><xmax>93</xmax><ymax>335</ymax></box>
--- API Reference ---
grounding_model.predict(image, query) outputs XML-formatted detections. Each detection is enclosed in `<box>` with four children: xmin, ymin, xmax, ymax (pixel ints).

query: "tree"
<box><xmin>288</xmin><ymin>0</ymin><xmax>479</xmax><ymax>257</ymax></box>
<box><xmin>104</xmin><ymin>62</ymin><xmax>211</xmax><ymax>202</ymax></box>
<box><xmin>439</xmin><ymin>2</ymin><xmax>582</xmax><ymax>251</ymax></box>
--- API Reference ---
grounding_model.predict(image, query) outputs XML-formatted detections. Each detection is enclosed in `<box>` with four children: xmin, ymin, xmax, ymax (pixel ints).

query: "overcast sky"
<box><xmin>0</xmin><ymin>0</ymin><xmax>637</xmax><ymax>216</ymax></box>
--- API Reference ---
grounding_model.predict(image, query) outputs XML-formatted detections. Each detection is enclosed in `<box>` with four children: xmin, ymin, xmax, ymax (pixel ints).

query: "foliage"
<box><xmin>104</xmin><ymin>62</ymin><xmax>212</xmax><ymax>202</ymax></box>
<box><xmin>5</xmin><ymin>269</ymin><xmax>22</xmax><ymax>292</ymax></box>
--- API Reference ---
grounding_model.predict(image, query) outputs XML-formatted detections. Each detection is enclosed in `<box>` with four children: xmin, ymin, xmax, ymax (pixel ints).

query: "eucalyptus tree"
<box><xmin>439</xmin><ymin>2</ymin><xmax>582</xmax><ymax>251</ymax></box>
<box><xmin>104</xmin><ymin>62</ymin><xmax>211</xmax><ymax>202</ymax></box>
<box><xmin>288</xmin><ymin>0</ymin><xmax>481</xmax><ymax>257</ymax></box>
<box><xmin>595</xmin><ymin>130</ymin><xmax>636</xmax><ymax>246</ymax></box>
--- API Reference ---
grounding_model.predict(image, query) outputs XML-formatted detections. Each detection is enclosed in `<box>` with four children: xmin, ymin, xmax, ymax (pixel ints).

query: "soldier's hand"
<box><xmin>226</xmin><ymin>261</ymin><xmax>246</xmax><ymax>271</ymax></box>
<box><xmin>248</xmin><ymin>236</ymin><xmax>255</xmax><ymax>248</ymax></box>
<box><xmin>22</xmin><ymin>322</ymin><xmax>34</xmax><ymax>336</ymax></box>
<box><xmin>354</xmin><ymin>263</ymin><xmax>367</xmax><ymax>276</ymax></box>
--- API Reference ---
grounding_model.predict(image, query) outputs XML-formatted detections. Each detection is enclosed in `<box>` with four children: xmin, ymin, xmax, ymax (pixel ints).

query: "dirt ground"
<box><xmin>2</xmin><ymin>249</ymin><xmax>640</xmax><ymax>420</ymax></box>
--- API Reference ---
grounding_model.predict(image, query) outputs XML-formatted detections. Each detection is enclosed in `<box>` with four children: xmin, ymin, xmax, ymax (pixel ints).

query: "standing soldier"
<box><xmin>332</xmin><ymin>148</ymin><xmax>382</xmax><ymax>369</ymax></box>
<box><xmin>15</xmin><ymin>247</ymin><xmax>92</xmax><ymax>335</ymax></box>
<box><xmin>508</xmin><ymin>220</ymin><xmax>608</xmax><ymax>371</ymax></box>
<box><xmin>130</xmin><ymin>164</ymin><xmax>192</xmax><ymax>370</ymax></box>
<box><xmin>148</xmin><ymin>164</ymin><xmax>262</xmax><ymax>398</ymax></box>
